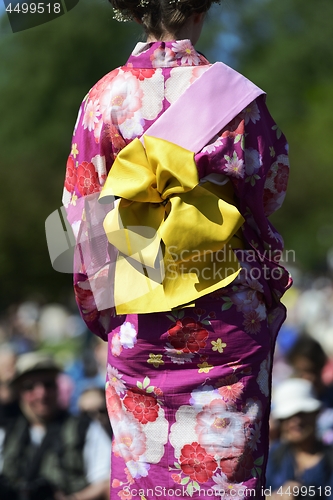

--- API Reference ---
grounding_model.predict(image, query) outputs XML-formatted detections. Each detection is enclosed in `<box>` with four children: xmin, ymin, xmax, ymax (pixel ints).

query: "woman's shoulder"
<box><xmin>86</xmin><ymin>66</ymin><xmax>123</xmax><ymax>103</ymax></box>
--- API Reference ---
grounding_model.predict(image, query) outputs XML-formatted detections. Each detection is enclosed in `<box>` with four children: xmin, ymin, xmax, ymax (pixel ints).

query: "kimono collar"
<box><xmin>125</xmin><ymin>40</ymin><xmax>210</xmax><ymax>69</ymax></box>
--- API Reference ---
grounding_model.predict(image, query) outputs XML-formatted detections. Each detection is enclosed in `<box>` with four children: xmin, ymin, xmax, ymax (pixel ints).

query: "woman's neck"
<box><xmin>147</xmin><ymin>32</ymin><xmax>187</xmax><ymax>43</ymax></box>
<box><xmin>146</xmin><ymin>12</ymin><xmax>205</xmax><ymax>45</ymax></box>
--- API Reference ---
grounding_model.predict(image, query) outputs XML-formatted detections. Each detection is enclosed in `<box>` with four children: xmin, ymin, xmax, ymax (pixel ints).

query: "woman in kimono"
<box><xmin>63</xmin><ymin>0</ymin><xmax>292</xmax><ymax>497</ymax></box>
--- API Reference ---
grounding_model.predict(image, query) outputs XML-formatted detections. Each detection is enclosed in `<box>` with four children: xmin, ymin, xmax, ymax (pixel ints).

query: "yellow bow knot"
<box><xmin>99</xmin><ymin>136</ymin><xmax>245</xmax><ymax>314</ymax></box>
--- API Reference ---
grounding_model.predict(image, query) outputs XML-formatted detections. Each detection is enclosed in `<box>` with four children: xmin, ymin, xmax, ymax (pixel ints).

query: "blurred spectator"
<box><xmin>7</xmin><ymin>302</ymin><xmax>40</xmax><ymax>352</ymax></box>
<box><xmin>16</xmin><ymin>302</ymin><xmax>40</xmax><ymax>335</ymax></box>
<box><xmin>286</xmin><ymin>335</ymin><xmax>333</xmax><ymax>444</ymax></box>
<box><xmin>0</xmin><ymin>352</ymin><xmax>111</xmax><ymax>500</ymax></box>
<box><xmin>78</xmin><ymin>387</ymin><xmax>112</xmax><ymax>439</ymax></box>
<box><xmin>0</xmin><ymin>344</ymin><xmax>18</xmax><ymax>405</ymax></box>
<box><xmin>39</xmin><ymin>304</ymin><xmax>86</xmax><ymax>343</ymax></box>
<box><xmin>66</xmin><ymin>335</ymin><xmax>108</xmax><ymax>414</ymax></box>
<box><xmin>0</xmin><ymin>344</ymin><xmax>21</xmax><ymax>473</ymax></box>
<box><xmin>286</xmin><ymin>335</ymin><xmax>333</xmax><ymax>407</ymax></box>
<box><xmin>292</xmin><ymin>279</ymin><xmax>333</xmax><ymax>356</ymax></box>
<box><xmin>266</xmin><ymin>378</ymin><xmax>333</xmax><ymax>499</ymax></box>
<box><xmin>1</xmin><ymin>300</ymin><xmax>86</xmax><ymax>353</ymax></box>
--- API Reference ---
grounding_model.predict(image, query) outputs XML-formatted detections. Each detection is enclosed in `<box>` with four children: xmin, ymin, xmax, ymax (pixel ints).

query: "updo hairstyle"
<box><xmin>109</xmin><ymin>0</ymin><xmax>218</xmax><ymax>39</ymax></box>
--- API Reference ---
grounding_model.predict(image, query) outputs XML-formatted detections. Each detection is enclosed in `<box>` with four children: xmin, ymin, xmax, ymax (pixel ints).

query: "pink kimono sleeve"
<box><xmin>243</xmin><ymin>95</ymin><xmax>290</xmax><ymax>217</ymax></box>
<box><xmin>63</xmin><ymin>96</ymin><xmax>124</xmax><ymax>340</ymax></box>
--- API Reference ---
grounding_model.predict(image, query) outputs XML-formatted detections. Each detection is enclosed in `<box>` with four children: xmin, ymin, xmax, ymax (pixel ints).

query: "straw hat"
<box><xmin>12</xmin><ymin>351</ymin><xmax>61</xmax><ymax>385</ymax></box>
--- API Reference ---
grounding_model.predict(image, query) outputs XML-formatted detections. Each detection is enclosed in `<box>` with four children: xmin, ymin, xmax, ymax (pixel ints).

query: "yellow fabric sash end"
<box><xmin>99</xmin><ymin>136</ymin><xmax>245</xmax><ymax>314</ymax></box>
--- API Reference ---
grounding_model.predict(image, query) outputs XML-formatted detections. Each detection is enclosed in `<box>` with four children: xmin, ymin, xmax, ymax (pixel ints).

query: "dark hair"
<box><xmin>286</xmin><ymin>335</ymin><xmax>327</xmax><ymax>373</ymax></box>
<box><xmin>109</xmin><ymin>0</ymin><xmax>217</xmax><ymax>39</ymax></box>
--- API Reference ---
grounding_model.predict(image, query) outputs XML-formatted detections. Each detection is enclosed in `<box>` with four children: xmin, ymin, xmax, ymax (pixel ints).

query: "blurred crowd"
<box><xmin>0</xmin><ymin>275</ymin><xmax>333</xmax><ymax>499</ymax></box>
<box><xmin>0</xmin><ymin>300</ymin><xmax>111</xmax><ymax>500</ymax></box>
<box><xmin>265</xmin><ymin>275</ymin><xmax>333</xmax><ymax>498</ymax></box>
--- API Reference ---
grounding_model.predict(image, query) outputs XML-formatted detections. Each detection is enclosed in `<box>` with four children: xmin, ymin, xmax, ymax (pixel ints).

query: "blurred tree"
<box><xmin>232</xmin><ymin>0</ymin><xmax>333</xmax><ymax>271</ymax></box>
<box><xmin>0</xmin><ymin>0</ymin><xmax>140</xmax><ymax>307</ymax></box>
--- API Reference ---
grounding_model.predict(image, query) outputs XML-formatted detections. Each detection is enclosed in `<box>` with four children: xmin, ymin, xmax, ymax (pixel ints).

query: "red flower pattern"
<box><xmin>65</xmin><ymin>156</ymin><xmax>77</xmax><ymax>193</ymax></box>
<box><xmin>219</xmin><ymin>451</ymin><xmax>241</xmax><ymax>481</ymax></box>
<box><xmin>89</xmin><ymin>68</ymin><xmax>119</xmax><ymax>101</ymax></box>
<box><xmin>168</xmin><ymin>317</ymin><xmax>209</xmax><ymax>353</ymax></box>
<box><xmin>77</xmin><ymin>161</ymin><xmax>100</xmax><ymax>196</ymax></box>
<box><xmin>123</xmin><ymin>388</ymin><xmax>159</xmax><ymax>424</ymax></box>
<box><xmin>124</xmin><ymin>66</ymin><xmax>155</xmax><ymax>81</ymax></box>
<box><xmin>274</xmin><ymin>164</ymin><xmax>289</xmax><ymax>193</ymax></box>
<box><xmin>220</xmin><ymin>447</ymin><xmax>254</xmax><ymax>483</ymax></box>
<box><xmin>221</xmin><ymin>116</ymin><xmax>245</xmax><ymax>139</ymax></box>
<box><xmin>263</xmin><ymin>188</ymin><xmax>271</xmax><ymax>206</ymax></box>
<box><xmin>104</xmin><ymin>124</ymin><xmax>127</xmax><ymax>151</ymax></box>
<box><xmin>217</xmin><ymin>374</ymin><xmax>244</xmax><ymax>402</ymax></box>
<box><xmin>124</xmin><ymin>467</ymin><xmax>135</xmax><ymax>485</ymax></box>
<box><xmin>106</xmin><ymin>384</ymin><xmax>122</xmax><ymax>418</ymax></box>
<box><xmin>180</xmin><ymin>442</ymin><xmax>217</xmax><ymax>483</ymax></box>
<box><xmin>118</xmin><ymin>488</ymin><xmax>132</xmax><ymax>500</ymax></box>
<box><xmin>194</xmin><ymin>308</ymin><xmax>205</xmax><ymax>316</ymax></box>
<box><xmin>243</xmin><ymin>310</ymin><xmax>261</xmax><ymax>335</ymax></box>
<box><xmin>74</xmin><ymin>284</ymin><xmax>98</xmax><ymax>323</ymax></box>
<box><xmin>111</xmin><ymin>479</ymin><xmax>121</xmax><ymax>488</ymax></box>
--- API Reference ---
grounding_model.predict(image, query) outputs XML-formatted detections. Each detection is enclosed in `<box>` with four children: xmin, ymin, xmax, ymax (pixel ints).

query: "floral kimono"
<box><xmin>63</xmin><ymin>40</ymin><xmax>292</xmax><ymax>499</ymax></box>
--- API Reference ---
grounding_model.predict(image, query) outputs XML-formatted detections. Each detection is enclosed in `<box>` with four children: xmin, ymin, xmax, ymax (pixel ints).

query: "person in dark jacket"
<box><xmin>0</xmin><ymin>352</ymin><xmax>111</xmax><ymax>500</ymax></box>
<box><xmin>266</xmin><ymin>378</ymin><xmax>333</xmax><ymax>500</ymax></box>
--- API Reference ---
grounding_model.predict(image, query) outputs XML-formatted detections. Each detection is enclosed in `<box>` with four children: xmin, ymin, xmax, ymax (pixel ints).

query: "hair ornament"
<box><xmin>112</xmin><ymin>8</ymin><xmax>132</xmax><ymax>21</ymax></box>
<box><xmin>138</xmin><ymin>0</ymin><xmax>150</xmax><ymax>6</ymax></box>
<box><xmin>168</xmin><ymin>0</ymin><xmax>181</xmax><ymax>4</ymax></box>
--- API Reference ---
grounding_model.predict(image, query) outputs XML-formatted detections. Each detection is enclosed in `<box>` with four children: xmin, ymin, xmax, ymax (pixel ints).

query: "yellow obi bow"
<box><xmin>99</xmin><ymin>136</ymin><xmax>245</xmax><ymax>314</ymax></box>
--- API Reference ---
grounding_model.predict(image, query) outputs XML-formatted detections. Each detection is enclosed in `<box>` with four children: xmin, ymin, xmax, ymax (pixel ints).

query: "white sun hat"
<box><xmin>271</xmin><ymin>378</ymin><xmax>322</xmax><ymax>420</ymax></box>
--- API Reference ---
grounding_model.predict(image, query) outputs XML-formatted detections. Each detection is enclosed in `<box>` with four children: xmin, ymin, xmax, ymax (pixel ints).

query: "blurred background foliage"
<box><xmin>0</xmin><ymin>0</ymin><xmax>332</xmax><ymax>309</ymax></box>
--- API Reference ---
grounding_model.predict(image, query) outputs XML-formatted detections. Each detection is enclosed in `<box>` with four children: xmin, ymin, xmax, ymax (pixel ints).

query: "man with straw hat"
<box><xmin>0</xmin><ymin>351</ymin><xmax>111</xmax><ymax>500</ymax></box>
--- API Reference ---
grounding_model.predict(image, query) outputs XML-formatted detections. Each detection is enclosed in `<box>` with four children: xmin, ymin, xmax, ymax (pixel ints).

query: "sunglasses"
<box><xmin>21</xmin><ymin>379</ymin><xmax>57</xmax><ymax>392</ymax></box>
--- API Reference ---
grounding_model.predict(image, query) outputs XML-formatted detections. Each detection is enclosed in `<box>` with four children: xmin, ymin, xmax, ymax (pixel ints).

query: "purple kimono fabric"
<box><xmin>63</xmin><ymin>40</ymin><xmax>292</xmax><ymax>499</ymax></box>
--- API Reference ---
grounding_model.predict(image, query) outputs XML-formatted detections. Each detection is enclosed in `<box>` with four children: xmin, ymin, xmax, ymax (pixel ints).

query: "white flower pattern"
<box><xmin>119</xmin><ymin>321</ymin><xmax>137</xmax><ymax>349</ymax></box>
